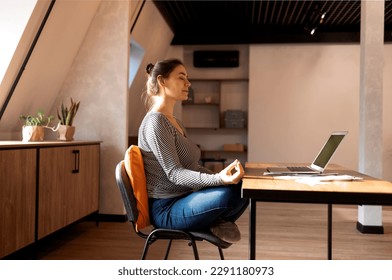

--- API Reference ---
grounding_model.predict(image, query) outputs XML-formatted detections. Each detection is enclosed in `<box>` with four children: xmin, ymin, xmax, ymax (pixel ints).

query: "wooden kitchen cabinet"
<box><xmin>38</xmin><ymin>144</ymin><xmax>100</xmax><ymax>239</ymax></box>
<box><xmin>0</xmin><ymin>149</ymin><xmax>37</xmax><ymax>258</ymax></box>
<box><xmin>0</xmin><ymin>141</ymin><xmax>100</xmax><ymax>258</ymax></box>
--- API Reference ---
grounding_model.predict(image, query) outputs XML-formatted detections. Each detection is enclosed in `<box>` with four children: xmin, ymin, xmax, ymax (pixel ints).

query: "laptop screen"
<box><xmin>312</xmin><ymin>132</ymin><xmax>347</xmax><ymax>169</ymax></box>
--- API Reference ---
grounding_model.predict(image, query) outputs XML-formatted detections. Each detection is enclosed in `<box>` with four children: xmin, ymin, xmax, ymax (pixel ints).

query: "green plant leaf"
<box><xmin>58</xmin><ymin>98</ymin><xmax>80</xmax><ymax>126</ymax></box>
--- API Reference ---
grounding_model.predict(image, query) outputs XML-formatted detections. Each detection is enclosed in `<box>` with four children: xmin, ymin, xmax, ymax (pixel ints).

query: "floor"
<box><xmin>5</xmin><ymin>203</ymin><xmax>392</xmax><ymax>260</ymax></box>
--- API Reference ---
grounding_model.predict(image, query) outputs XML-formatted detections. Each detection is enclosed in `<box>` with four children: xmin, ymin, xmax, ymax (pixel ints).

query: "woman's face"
<box><xmin>160</xmin><ymin>64</ymin><xmax>191</xmax><ymax>102</ymax></box>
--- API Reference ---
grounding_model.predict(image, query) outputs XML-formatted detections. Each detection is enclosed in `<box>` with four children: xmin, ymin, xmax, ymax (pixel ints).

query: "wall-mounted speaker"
<box><xmin>193</xmin><ymin>50</ymin><xmax>239</xmax><ymax>68</ymax></box>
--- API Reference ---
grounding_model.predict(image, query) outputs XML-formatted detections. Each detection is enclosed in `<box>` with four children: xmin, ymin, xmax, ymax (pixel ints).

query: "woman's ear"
<box><xmin>157</xmin><ymin>75</ymin><xmax>165</xmax><ymax>86</ymax></box>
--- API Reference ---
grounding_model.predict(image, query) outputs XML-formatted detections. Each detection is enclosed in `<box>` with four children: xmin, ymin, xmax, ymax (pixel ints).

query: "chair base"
<box><xmin>140</xmin><ymin>228</ymin><xmax>231</xmax><ymax>260</ymax></box>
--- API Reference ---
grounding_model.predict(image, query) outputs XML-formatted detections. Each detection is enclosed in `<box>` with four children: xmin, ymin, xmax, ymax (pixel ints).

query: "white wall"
<box><xmin>249</xmin><ymin>44</ymin><xmax>392</xmax><ymax>181</ymax></box>
<box><xmin>0</xmin><ymin>0</ymin><xmax>100</xmax><ymax>139</ymax></box>
<box><xmin>51</xmin><ymin>1</ymin><xmax>131</xmax><ymax>215</ymax></box>
<box><xmin>383</xmin><ymin>44</ymin><xmax>392</xmax><ymax>181</ymax></box>
<box><xmin>128</xmin><ymin>1</ymin><xmax>174</xmax><ymax>137</ymax></box>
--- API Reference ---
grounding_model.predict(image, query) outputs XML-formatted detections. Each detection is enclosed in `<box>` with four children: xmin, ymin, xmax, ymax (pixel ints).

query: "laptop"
<box><xmin>265</xmin><ymin>131</ymin><xmax>348</xmax><ymax>175</ymax></box>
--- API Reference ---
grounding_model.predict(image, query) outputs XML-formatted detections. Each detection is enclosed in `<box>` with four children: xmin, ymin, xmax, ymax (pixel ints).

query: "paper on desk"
<box><xmin>274</xmin><ymin>174</ymin><xmax>363</xmax><ymax>186</ymax></box>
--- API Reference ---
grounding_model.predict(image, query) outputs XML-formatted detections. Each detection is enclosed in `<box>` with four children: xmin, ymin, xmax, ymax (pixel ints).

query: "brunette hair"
<box><xmin>143</xmin><ymin>58</ymin><xmax>184</xmax><ymax>111</ymax></box>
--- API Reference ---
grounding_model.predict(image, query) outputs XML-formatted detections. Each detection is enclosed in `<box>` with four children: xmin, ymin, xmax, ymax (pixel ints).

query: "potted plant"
<box><xmin>20</xmin><ymin>110</ymin><xmax>54</xmax><ymax>142</ymax></box>
<box><xmin>57</xmin><ymin>98</ymin><xmax>80</xmax><ymax>141</ymax></box>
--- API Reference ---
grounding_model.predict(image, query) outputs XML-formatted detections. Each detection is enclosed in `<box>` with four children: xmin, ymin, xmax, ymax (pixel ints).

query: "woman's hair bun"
<box><xmin>146</xmin><ymin>63</ymin><xmax>154</xmax><ymax>75</ymax></box>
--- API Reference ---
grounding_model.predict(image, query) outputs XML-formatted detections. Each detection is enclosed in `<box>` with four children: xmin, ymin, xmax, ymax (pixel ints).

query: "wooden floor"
<box><xmin>11</xmin><ymin>203</ymin><xmax>392</xmax><ymax>260</ymax></box>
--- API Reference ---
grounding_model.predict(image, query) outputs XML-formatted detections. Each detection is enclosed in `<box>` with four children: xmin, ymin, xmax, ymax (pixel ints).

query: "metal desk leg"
<box><xmin>328</xmin><ymin>204</ymin><xmax>332</xmax><ymax>260</ymax></box>
<box><xmin>249</xmin><ymin>199</ymin><xmax>256</xmax><ymax>260</ymax></box>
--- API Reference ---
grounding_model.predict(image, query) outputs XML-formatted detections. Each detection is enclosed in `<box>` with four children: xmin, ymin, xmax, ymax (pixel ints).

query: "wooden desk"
<box><xmin>242</xmin><ymin>163</ymin><xmax>392</xmax><ymax>260</ymax></box>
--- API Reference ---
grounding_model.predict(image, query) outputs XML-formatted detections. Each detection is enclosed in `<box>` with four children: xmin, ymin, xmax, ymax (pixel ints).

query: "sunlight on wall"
<box><xmin>0</xmin><ymin>0</ymin><xmax>37</xmax><ymax>92</ymax></box>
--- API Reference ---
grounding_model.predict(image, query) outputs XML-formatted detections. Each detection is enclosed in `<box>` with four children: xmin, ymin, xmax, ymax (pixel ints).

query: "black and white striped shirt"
<box><xmin>138</xmin><ymin>111</ymin><xmax>224</xmax><ymax>199</ymax></box>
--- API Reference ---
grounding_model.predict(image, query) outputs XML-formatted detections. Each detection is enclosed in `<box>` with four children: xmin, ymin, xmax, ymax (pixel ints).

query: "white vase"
<box><xmin>57</xmin><ymin>125</ymin><xmax>75</xmax><ymax>141</ymax></box>
<box><xmin>22</xmin><ymin>126</ymin><xmax>45</xmax><ymax>142</ymax></box>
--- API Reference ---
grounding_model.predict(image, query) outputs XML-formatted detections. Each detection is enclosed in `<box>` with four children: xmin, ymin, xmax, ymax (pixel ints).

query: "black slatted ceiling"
<box><xmin>152</xmin><ymin>0</ymin><xmax>392</xmax><ymax>45</ymax></box>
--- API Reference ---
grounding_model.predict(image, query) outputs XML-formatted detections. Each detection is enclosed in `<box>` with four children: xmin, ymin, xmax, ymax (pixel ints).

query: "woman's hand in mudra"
<box><xmin>219</xmin><ymin>159</ymin><xmax>244</xmax><ymax>185</ymax></box>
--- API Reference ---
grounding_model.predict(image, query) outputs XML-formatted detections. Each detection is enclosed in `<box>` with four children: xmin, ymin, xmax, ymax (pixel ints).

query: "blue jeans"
<box><xmin>149</xmin><ymin>182</ymin><xmax>249</xmax><ymax>231</ymax></box>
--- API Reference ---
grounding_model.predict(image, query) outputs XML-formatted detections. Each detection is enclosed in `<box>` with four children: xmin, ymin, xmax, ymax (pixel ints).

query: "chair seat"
<box><xmin>189</xmin><ymin>230</ymin><xmax>232</xmax><ymax>249</ymax></box>
<box><xmin>144</xmin><ymin>227</ymin><xmax>232</xmax><ymax>249</ymax></box>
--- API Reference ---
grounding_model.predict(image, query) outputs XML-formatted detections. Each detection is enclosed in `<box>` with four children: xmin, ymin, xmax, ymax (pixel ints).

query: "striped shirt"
<box><xmin>138</xmin><ymin>111</ymin><xmax>224</xmax><ymax>199</ymax></box>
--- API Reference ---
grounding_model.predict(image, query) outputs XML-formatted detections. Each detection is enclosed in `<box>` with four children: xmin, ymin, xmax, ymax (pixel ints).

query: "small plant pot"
<box><xmin>22</xmin><ymin>126</ymin><xmax>45</xmax><ymax>142</ymax></box>
<box><xmin>57</xmin><ymin>125</ymin><xmax>75</xmax><ymax>141</ymax></box>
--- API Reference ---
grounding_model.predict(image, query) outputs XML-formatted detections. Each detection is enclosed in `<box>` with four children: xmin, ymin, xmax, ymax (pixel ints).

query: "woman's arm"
<box><xmin>144</xmin><ymin>114</ymin><xmax>224</xmax><ymax>189</ymax></box>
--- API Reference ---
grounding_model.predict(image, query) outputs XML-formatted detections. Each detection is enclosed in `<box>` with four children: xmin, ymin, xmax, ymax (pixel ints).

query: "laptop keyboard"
<box><xmin>287</xmin><ymin>166</ymin><xmax>314</xmax><ymax>172</ymax></box>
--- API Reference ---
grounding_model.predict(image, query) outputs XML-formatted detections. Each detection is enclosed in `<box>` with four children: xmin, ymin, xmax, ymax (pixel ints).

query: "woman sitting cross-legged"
<box><xmin>138</xmin><ymin>58</ymin><xmax>249</xmax><ymax>243</ymax></box>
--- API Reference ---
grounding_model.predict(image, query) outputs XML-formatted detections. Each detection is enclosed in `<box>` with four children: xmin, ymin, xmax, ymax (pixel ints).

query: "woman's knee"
<box><xmin>198</xmin><ymin>185</ymin><xmax>243</xmax><ymax>210</ymax></box>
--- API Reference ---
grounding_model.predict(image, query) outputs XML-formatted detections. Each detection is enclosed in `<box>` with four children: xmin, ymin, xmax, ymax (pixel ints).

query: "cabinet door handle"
<box><xmin>72</xmin><ymin>150</ymin><xmax>80</xmax><ymax>173</ymax></box>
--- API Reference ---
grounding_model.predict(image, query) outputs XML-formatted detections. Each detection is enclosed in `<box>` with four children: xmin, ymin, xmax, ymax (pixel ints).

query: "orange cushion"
<box><xmin>124</xmin><ymin>145</ymin><xmax>150</xmax><ymax>230</ymax></box>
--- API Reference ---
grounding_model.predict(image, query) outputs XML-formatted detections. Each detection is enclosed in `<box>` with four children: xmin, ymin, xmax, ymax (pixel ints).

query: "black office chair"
<box><xmin>115</xmin><ymin>160</ymin><xmax>232</xmax><ymax>260</ymax></box>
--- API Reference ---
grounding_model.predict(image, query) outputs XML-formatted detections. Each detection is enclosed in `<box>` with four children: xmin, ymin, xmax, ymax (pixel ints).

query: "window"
<box><xmin>129</xmin><ymin>38</ymin><xmax>145</xmax><ymax>87</ymax></box>
<box><xmin>0</xmin><ymin>0</ymin><xmax>37</xmax><ymax>110</ymax></box>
